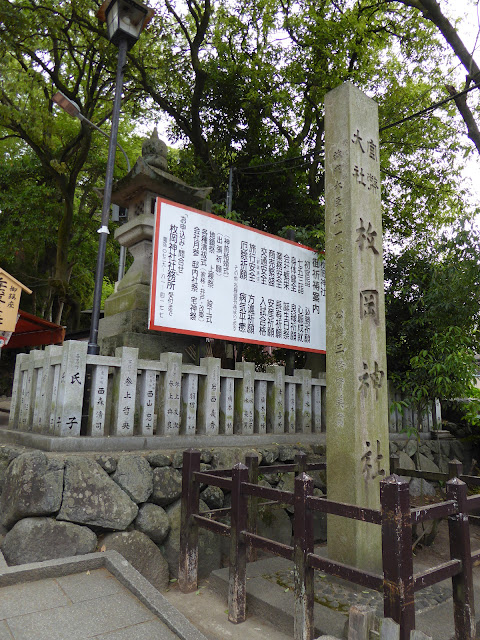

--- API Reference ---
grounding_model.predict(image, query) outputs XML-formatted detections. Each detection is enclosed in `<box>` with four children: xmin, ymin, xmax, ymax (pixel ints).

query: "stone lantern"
<box><xmin>98</xmin><ymin>130</ymin><xmax>212</xmax><ymax>359</ymax></box>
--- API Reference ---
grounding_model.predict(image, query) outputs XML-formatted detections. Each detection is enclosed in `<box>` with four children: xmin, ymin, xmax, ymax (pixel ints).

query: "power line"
<box><xmin>238</xmin><ymin>159</ymin><xmax>318</xmax><ymax>176</ymax></box>
<box><xmin>235</xmin><ymin>150</ymin><xmax>323</xmax><ymax>173</ymax></box>
<box><xmin>379</xmin><ymin>82</ymin><xmax>480</xmax><ymax>132</ymax></box>
<box><xmin>227</xmin><ymin>82</ymin><xmax>480</xmax><ymax>181</ymax></box>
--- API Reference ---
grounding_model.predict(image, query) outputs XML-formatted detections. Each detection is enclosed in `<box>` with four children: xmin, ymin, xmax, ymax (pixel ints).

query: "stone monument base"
<box><xmin>103</xmin><ymin>284</ymin><xmax>150</xmax><ymax>317</ymax></box>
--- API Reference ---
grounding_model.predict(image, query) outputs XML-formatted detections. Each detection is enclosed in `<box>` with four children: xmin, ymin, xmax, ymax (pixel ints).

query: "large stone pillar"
<box><xmin>325</xmin><ymin>82</ymin><xmax>389</xmax><ymax>572</ymax></box>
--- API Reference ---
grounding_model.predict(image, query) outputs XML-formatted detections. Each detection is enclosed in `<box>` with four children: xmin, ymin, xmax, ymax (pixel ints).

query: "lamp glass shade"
<box><xmin>52</xmin><ymin>91</ymin><xmax>80</xmax><ymax>118</ymax></box>
<box><xmin>105</xmin><ymin>0</ymin><xmax>149</xmax><ymax>48</ymax></box>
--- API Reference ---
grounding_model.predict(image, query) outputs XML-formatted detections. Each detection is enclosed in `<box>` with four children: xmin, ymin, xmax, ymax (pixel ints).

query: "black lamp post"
<box><xmin>86</xmin><ymin>0</ymin><xmax>154</xmax><ymax>355</ymax></box>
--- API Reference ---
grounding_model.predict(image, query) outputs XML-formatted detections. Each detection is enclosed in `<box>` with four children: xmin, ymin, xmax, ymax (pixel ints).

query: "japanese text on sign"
<box><xmin>150</xmin><ymin>200</ymin><xmax>326</xmax><ymax>352</ymax></box>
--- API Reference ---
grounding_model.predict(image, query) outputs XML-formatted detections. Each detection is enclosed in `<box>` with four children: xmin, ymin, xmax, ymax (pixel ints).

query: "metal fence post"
<box><xmin>229</xmin><ymin>462</ymin><xmax>248</xmax><ymax>623</ymax></box>
<box><xmin>294</xmin><ymin>472</ymin><xmax>314</xmax><ymax>640</ymax></box>
<box><xmin>246</xmin><ymin>453</ymin><xmax>259</xmax><ymax>563</ymax></box>
<box><xmin>389</xmin><ymin>454</ymin><xmax>399</xmax><ymax>475</ymax></box>
<box><xmin>295</xmin><ymin>451</ymin><xmax>307</xmax><ymax>476</ymax></box>
<box><xmin>179</xmin><ymin>449</ymin><xmax>200</xmax><ymax>593</ymax></box>
<box><xmin>381</xmin><ymin>475</ymin><xmax>415</xmax><ymax>640</ymax></box>
<box><xmin>446</xmin><ymin>477</ymin><xmax>476</xmax><ymax>640</ymax></box>
<box><xmin>448</xmin><ymin>459</ymin><xmax>463</xmax><ymax>480</ymax></box>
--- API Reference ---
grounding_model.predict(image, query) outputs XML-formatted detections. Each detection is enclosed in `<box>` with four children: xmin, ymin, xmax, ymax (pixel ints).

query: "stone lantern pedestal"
<box><xmin>98</xmin><ymin>132</ymin><xmax>212</xmax><ymax>360</ymax></box>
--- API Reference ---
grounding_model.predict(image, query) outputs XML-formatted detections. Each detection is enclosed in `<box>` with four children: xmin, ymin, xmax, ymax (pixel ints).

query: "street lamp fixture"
<box><xmin>98</xmin><ymin>0</ymin><xmax>154</xmax><ymax>49</ymax></box>
<box><xmin>52</xmin><ymin>91</ymin><xmax>131</xmax><ymax>172</ymax></box>
<box><xmin>52</xmin><ymin>92</ymin><xmax>80</xmax><ymax>118</ymax></box>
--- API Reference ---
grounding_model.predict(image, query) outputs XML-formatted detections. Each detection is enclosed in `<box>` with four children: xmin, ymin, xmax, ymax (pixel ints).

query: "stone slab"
<box><xmin>56</xmin><ymin>567</ymin><xmax>128</xmax><ymax>602</ymax></box>
<box><xmin>94</xmin><ymin>620</ymin><xmax>178</xmax><ymax>640</ymax></box>
<box><xmin>0</xmin><ymin>622</ymin><xmax>14</xmax><ymax>640</ymax></box>
<box><xmin>0</xmin><ymin>578</ymin><xmax>71</xmax><ymax>620</ymax></box>
<box><xmin>0</xmin><ymin>428</ymin><xmax>328</xmax><ymax>452</ymax></box>
<box><xmin>6</xmin><ymin>588</ymin><xmax>153</xmax><ymax>640</ymax></box>
<box><xmin>209</xmin><ymin>557</ymin><xmax>346</xmax><ymax>639</ymax></box>
<box><xmin>0</xmin><ymin>551</ymin><xmax>207</xmax><ymax>640</ymax></box>
<box><xmin>8</xmin><ymin>583</ymin><xmax>153</xmax><ymax>640</ymax></box>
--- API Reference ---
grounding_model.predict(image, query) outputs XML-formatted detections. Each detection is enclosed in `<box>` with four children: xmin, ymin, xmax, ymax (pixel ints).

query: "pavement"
<box><xmin>0</xmin><ymin>551</ymin><xmax>209</xmax><ymax>640</ymax></box>
<box><xmin>0</xmin><ymin>548</ymin><xmax>472</xmax><ymax>640</ymax></box>
<box><xmin>0</xmin><ymin>549</ymin><xmax>294</xmax><ymax>640</ymax></box>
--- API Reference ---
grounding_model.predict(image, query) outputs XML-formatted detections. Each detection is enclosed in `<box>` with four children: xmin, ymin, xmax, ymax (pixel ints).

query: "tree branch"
<box><xmin>445</xmin><ymin>84</ymin><xmax>480</xmax><ymax>155</ymax></box>
<box><xmin>393</xmin><ymin>0</ymin><xmax>480</xmax><ymax>79</ymax></box>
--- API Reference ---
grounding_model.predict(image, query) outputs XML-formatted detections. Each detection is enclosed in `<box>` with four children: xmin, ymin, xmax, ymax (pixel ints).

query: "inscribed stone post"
<box><xmin>266</xmin><ymin>364</ymin><xmax>285</xmax><ymax>433</ymax></box>
<box><xmin>88</xmin><ymin>364</ymin><xmax>109</xmax><ymax>436</ymax></box>
<box><xmin>197</xmin><ymin>357</ymin><xmax>220</xmax><ymax>435</ymax></box>
<box><xmin>234</xmin><ymin>361</ymin><xmax>255</xmax><ymax>435</ymax></box>
<box><xmin>53</xmin><ymin>340</ymin><xmax>87</xmax><ymax>437</ymax></box>
<box><xmin>325</xmin><ymin>82</ymin><xmax>389</xmax><ymax>572</ymax></box>
<box><xmin>137</xmin><ymin>369</ymin><xmax>157</xmax><ymax>436</ymax></box>
<box><xmin>111</xmin><ymin>346</ymin><xmax>138</xmax><ymax>436</ymax></box>
<box><xmin>182</xmin><ymin>372</ymin><xmax>199</xmax><ymax>435</ymax></box>
<box><xmin>158</xmin><ymin>351</ymin><xmax>182</xmax><ymax>435</ymax></box>
<box><xmin>254</xmin><ymin>380</ymin><xmax>267</xmax><ymax>434</ymax></box>
<box><xmin>220</xmin><ymin>376</ymin><xmax>234</xmax><ymax>435</ymax></box>
<box><xmin>8</xmin><ymin>353</ymin><xmax>25</xmax><ymax>429</ymax></box>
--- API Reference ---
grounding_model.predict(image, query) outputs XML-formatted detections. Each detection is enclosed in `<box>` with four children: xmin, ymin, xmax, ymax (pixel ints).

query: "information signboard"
<box><xmin>149</xmin><ymin>198</ymin><xmax>326</xmax><ymax>353</ymax></box>
<box><xmin>0</xmin><ymin>268</ymin><xmax>31</xmax><ymax>334</ymax></box>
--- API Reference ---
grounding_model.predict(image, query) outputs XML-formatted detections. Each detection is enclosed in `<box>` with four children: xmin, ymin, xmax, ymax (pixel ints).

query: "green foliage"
<box><xmin>128</xmin><ymin>0</ymin><xmax>476</xmax><ymax>249</ymax></box>
<box><xmin>389</xmin><ymin>249</ymin><xmax>480</xmax><ymax>424</ymax></box>
<box><xmin>131</xmin><ymin>0</ymin><xmax>477</xmax><ymax>246</ymax></box>
<box><xmin>394</xmin><ymin>326</ymin><xmax>479</xmax><ymax>415</ymax></box>
<box><xmin>0</xmin><ymin>0</ymin><xmax>144</xmax><ymax>326</ymax></box>
<box><xmin>387</xmin><ymin>223</ymin><xmax>480</xmax><ymax>427</ymax></box>
<box><xmin>386</xmin><ymin>223</ymin><xmax>480</xmax><ymax>378</ymax></box>
<box><xmin>1</xmin><ymin>0</ymin><xmax>479</xmax><ymax>340</ymax></box>
<box><xmin>100</xmin><ymin>278</ymin><xmax>115</xmax><ymax>309</ymax></box>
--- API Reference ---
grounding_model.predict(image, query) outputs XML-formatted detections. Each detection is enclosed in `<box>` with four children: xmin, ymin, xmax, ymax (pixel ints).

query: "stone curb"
<box><xmin>0</xmin><ymin>428</ymin><xmax>432</xmax><ymax>453</ymax></box>
<box><xmin>0</xmin><ymin>429</ymin><xmax>327</xmax><ymax>452</ymax></box>
<box><xmin>0</xmin><ymin>550</ymin><xmax>207</xmax><ymax>640</ymax></box>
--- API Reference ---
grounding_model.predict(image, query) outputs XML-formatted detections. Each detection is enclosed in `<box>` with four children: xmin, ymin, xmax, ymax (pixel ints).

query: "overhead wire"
<box><xmin>238</xmin><ymin>159</ymin><xmax>318</xmax><ymax>175</ymax></box>
<box><xmin>226</xmin><ymin>80</ymin><xmax>480</xmax><ymax>178</ymax></box>
<box><xmin>379</xmin><ymin>81</ymin><xmax>480</xmax><ymax>131</ymax></box>
<box><xmin>235</xmin><ymin>150</ymin><xmax>323</xmax><ymax>173</ymax></box>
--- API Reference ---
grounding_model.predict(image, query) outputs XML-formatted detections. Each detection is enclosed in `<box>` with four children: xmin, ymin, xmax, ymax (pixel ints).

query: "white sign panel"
<box><xmin>149</xmin><ymin>199</ymin><xmax>326</xmax><ymax>353</ymax></box>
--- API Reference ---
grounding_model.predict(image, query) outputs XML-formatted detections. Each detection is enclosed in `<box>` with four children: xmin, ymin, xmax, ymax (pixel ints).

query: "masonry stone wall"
<box><xmin>0</xmin><ymin>438</ymin><xmax>470</xmax><ymax>590</ymax></box>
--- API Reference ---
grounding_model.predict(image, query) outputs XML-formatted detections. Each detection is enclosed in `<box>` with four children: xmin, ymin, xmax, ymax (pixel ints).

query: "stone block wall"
<box><xmin>0</xmin><ymin>443</ymin><xmax>326</xmax><ymax>589</ymax></box>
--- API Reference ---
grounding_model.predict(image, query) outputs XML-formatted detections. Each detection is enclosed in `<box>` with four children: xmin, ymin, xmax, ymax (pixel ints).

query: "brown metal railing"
<box><xmin>179</xmin><ymin>449</ymin><xmax>478</xmax><ymax>640</ymax></box>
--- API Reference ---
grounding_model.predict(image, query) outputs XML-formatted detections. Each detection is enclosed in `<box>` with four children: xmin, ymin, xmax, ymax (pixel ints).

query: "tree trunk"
<box><xmin>53</xmin><ymin>193</ymin><xmax>75</xmax><ymax>326</ymax></box>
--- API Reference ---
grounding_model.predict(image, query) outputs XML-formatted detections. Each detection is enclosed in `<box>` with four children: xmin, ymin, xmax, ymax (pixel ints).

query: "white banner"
<box><xmin>149</xmin><ymin>199</ymin><xmax>326</xmax><ymax>353</ymax></box>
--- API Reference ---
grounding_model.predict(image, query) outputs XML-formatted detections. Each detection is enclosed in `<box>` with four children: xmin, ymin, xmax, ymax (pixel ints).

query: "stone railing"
<box><xmin>387</xmin><ymin>385</ymin><xmax>442</xmax><ymax>434</ymax></box>
<box><xmin>8</xmin><ymin>340</ymin><xmax>440</xmax><ymax>439</ymax></box>
<box><xmin>8</xmin><ymin>340</ymin><xmax>325</xmax><ymax>438</ymax></box>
